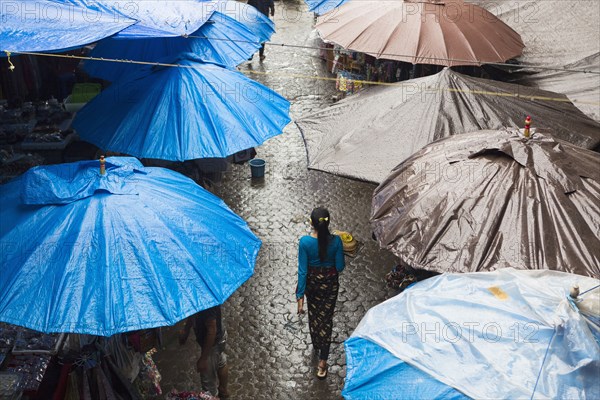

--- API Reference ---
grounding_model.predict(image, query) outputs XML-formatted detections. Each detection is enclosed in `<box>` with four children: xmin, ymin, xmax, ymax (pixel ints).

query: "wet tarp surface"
<box><xmin>316</xmin><ymin>0</ymin><xmax>524</xmax><ymax>66</ymax></box>
<box><xmin>344</xmin><ymin>339</ymin><xmax>468</xmax><ymax>400</ymax></box>
<box><xmin>84</xmin><ymin>0</ymin><xmax>275</xmax><ymax>81</ymax></box>
<box><xmin>371</xmin><ymin>129</ymin><xmax>600</xmax><ymax>277</ymax></box>
<box><xmin>56</xmin><ymin>0</ymin><xmax>219</xmax><ymax>37</ymax></box>
<box><xmin>73</xmin><ymin>54</ymin><xmax>291</xmax><ymax>161</ymax></box>
<box><xmin>344</xmin><ymin>268</ymin><xmax>600</xmax><ymax>399</ymax></box>
<box><xmin>471</xmin><ymin>0</ymin><xmax>600</xmax><ymax>68</ymax></box>
<box><xmin>0</xmin><ymin>157</ymin><xmax>261</xmax><ymax>335</ymax></box>
<box><xmin>0</xmin><ymin>0</ymin><xmax>135</xmax><ymax>53</ymax></box>
<box><xmin>297</xmin><ymin>69</ymin><xmax>600</xmax><ymax>183</ymax></box>
<box><xmin>470</xmin><ymin>0</ymin><xmax>600</xmax><ymax>121</ymax></box>
<box><xmin>518</xmin><ymin>53</ymin><xmax>600</xmax><ymax>123</ymax></box>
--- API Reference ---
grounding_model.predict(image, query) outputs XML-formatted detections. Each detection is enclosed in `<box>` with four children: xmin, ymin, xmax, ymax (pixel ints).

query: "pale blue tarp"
<box><xmin>84</xmin><ymin>1</ymin><xmax>275</xmax><ymax>80</ymax></box>
<box><xmin>73</xmin><ymin>53</ymin><xmax>291</xmax><ymax>160</ymax></box>
<box><xmin>53</xmin><ymin>0</ymin><xmax>220</xmax><ymax>37</ymax></box>
<box><xmin>0</xmin><ymin>157</ymin><xmax>261</xmax><ymax>336</ymax></box>
<box><xmin>305</xmin><ymin>0</ymin><xmax>348</xmax><ymax>14</ymax></box>
<box><xmin>0</xmin><ymin>0</ymin><xmax>135</xmax><ymax>53</ymax></box>
<box><xmin>343</xmin><ymin>269</ymin><xmax>600</xmax><ymax>399</ymax></box>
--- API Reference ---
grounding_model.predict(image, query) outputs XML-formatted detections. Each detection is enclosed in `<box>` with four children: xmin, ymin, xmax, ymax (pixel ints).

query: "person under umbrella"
<box><xmin>247</xmin><ymin>0</ymin><xmax>275</xmax><ymax>61</ymax></box>
<box><xmin>180</xmin><ymin>306</ymin><xmax>229</xmax><ymax>399</ymax></box>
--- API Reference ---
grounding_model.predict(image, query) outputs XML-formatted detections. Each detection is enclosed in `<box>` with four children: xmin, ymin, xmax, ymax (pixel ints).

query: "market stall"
<box><xmin>0</xmin><ymin>322</ymin><xmax>64</xmax><ymax>398</ymax></box>
<box><xmin>0</xmin><ymin>158</ymin><xmax>261</xmax><ymax>398</ymax></box>
<box><xmin>0</xmin><ymin>97</ymin><xmax>77</xmax><ymax>172</ymax></box>
<box><xmin>0</xmin><ymin>322</ymin><xmax>216</xmax><ymax>399</ymax></box>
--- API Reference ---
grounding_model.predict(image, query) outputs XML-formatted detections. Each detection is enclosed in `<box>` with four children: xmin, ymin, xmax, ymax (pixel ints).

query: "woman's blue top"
<box><xmin>296</xmin><ymin>235</ymin><xmax>345</xmax><ymax>299</ymax></box>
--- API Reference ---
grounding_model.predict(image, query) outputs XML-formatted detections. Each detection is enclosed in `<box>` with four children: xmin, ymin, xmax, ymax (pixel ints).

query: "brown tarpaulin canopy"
<box><xmin>371</xmin><ymin>129</ymin><xmax>600</xmax><ymax>278</ymax></box>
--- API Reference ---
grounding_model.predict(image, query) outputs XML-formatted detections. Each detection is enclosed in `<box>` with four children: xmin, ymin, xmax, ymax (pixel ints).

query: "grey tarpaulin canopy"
<box><xmin>371</xmin><ymin>129</ymin><xmax>600</xmax><ymax>278</ymax></box>
<box><xmin>470</xmin><ymin>0</ymin><xmax>599</xmax><ymax>67</ymax></box>
<box><xmin>296</xmin><ymin>68</ymin><xmax>600</xmax><ymax>183</ymax></box>
<box><xmin>518</xmin><ymin>53</ymin><xmax>600</xmax><ymax>124</ymax></box>
<box><xmin>470</xmin><ymin>0</ymin><xmax>600</xmax><ymax>121</ymax></box>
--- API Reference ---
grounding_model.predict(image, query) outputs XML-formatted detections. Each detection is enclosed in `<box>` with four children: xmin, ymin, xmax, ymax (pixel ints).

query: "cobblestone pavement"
<box><xmin>154</xmin><ymin>1</ymin><xmax>397</xmax><ymax>398</ymax></box>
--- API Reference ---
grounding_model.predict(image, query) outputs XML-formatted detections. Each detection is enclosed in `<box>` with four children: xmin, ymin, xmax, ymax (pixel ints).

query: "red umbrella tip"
<box><xmin>524</xmin><ymin>116</ymin><xmax>532</xmax><ymax>138</ymax></box>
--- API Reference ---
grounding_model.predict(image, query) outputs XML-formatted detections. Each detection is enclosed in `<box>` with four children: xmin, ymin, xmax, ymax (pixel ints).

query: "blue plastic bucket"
<box><xmin>249</xmin><ymin>158</ymin><xmax>266</xmax><ymax>178</ymax></box>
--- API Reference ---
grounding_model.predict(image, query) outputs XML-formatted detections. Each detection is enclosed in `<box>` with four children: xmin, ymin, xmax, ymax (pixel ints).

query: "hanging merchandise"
<box><xmin>331</xmin><ymin>54</ymin><xmax>341</xmax><ymax>74</ymax></box>
<box><xmin>98</xmin><ymin>335</ymin><xmax>142</xmax><ymax>384</ymax></box>
<box><xmin>336</xmin><ymin>73</ymin><xmax>346</xmax><ymax>91</ymax></box>
<box><xmin>63</xmin><ymin>372</ymin><xmax>80</xmax><ymax>400</ymax></box>
<box><xmin>135</xmin><ymin>348</ymin><xmax>162</xmax><ymax>397</ymax></box>
<box><xmin>336</xmin><ymin>71</ymin><xmax>365</xmax><ymax>94</ymax></box>
<box><xmin>93</xmin><ymin>365</ymin><xmax>121</xmax><ymax>399</ymax></box>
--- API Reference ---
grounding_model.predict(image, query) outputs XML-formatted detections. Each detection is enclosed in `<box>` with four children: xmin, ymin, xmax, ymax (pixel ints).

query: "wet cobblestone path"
<box><xmin>154</xmin><ymin>1</ymin><xmax>397</xmax><ymax>398</ymax></box>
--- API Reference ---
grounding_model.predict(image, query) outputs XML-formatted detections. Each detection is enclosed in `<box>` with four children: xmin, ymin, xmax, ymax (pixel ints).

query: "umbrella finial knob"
<box><xmin>570</xmin><ymin>285</ymin><xmax>580</xmax><ymax>299</ymax></box>
<box><xmin>5</xmin><ymin>51</ymin><xmax>15</xmax><ymax>72</ymax></box>
<box><xmin>100</xmin><ymin>155</ymin><xmax>106</xmax><ymax>175</ymax></box>
<box><xmin>524</xmin><ymin>115</ymin><xmax>532</xmax><ymax>138</ymax></box>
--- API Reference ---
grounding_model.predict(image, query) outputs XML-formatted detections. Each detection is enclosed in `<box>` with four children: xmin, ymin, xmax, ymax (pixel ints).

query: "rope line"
<box><xmin>580</xmin><ymin>284</ymin><xmax>600</xmax><ymax>296</ymax></box>
<box><xmin>530</xmin><ymin>329</ymin><xmax>556</xmax><ymax>400</ymax></box>
<box><xmin>4</xmin><ymin>33</ymin><xmax>600</xmax><ymax>75</ymax></box>
<box><xmin>4</xmin><ymin>50</ymin><xmax>600</xmax><ymax>106</ymax></box>
<box><xmin>184</xmin><ymin>34</ymin><xmax>600</xmax><ymax>75</ymax></box>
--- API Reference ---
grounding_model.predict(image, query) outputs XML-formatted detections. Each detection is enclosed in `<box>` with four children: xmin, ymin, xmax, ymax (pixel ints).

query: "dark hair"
<box><xmin>310</xmin><ymin>207</ymin><xmax>331</xmax><ymax>262</ymax></box>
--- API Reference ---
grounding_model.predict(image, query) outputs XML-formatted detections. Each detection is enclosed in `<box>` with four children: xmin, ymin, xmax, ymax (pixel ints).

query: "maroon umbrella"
<box><xmin>316</xmin><ymin>0</ymin><xmax>524</xmax><ymax>66</ymax></box>
<box><xmin>371</xmin><ymin>129</ymin><xmax>600</xmax><ymax>278</ymax></box>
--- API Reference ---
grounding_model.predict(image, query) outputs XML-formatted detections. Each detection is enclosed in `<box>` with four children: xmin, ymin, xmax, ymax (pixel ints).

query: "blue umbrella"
<box><xmin>0</xmin><ymin>157</ymin><xmax>261</xmax><ymax>336</ymax></box>
<box><xmin>343</xmin><ymin>269</ymin><xmax>600</xmax><ymax>399</ymax></box>
<box><xmin>84</xmin><ymin>2</ymin><xmax>274</xmax><ymax>81</ymax></box>
<box><xmin>0</xmin><ymin>0</ymin><xmax>135</xmax><ymax>53</ymax></box>
<box><xmin>73</xmin><ymin>53</ymin><xmax>291</xmax><ymax>161</ymax></box>
<box><xmin>305</xmin><ymin>0</ymin><xmax>349</xmax><ymax>15</ymax></box>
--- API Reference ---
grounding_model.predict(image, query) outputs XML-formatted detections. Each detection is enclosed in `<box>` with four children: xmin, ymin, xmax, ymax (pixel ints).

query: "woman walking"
<box><xmin>297</xmin><ymin>207</ymin><xmax>345</xmax><ymax>379</ymax></box>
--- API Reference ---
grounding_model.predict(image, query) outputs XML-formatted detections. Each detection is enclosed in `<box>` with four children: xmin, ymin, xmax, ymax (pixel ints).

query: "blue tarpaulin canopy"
<box><xmin>84</xmin><ymin>1</ymin><xmax>275</xmax><ymax>80</ymax></box>
<box><xmin>0</xmin><ymin>0</ymin><xmax>136</xmax><ymax>53</ymax></box>
<box><xmin>0</xmin><ymin>157</ymin><xmax>262</xmax><ymax>336</ymax></box>
<box><xmin>73</xmin><ymin>53</ymin><xmax>291</xmax><ymax>160</ymax></box>
<box><xmin>343</xmin><ymin>269</ymin><xmax>600</xmax><ymax>399</ymax></box>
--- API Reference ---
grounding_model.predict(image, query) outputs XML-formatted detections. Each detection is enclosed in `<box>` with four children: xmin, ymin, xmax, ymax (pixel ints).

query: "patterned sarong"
<box><xmin>306</xmin><ymin>268</ymin><xmax>339</xmax><ymax>351</ymax></box>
